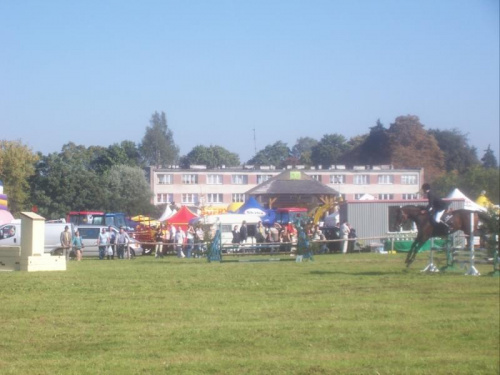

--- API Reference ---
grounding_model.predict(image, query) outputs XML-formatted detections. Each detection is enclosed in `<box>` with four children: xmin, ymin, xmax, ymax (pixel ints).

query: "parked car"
<box><xmin>76</xmin><ymin>225</ymin><xmax>143</xmax><ymax>257</ymax></box>
<box><xmin>0</xmin><ymin>221</ymin><xmax>75</xmax><ymax>254</ymax></box>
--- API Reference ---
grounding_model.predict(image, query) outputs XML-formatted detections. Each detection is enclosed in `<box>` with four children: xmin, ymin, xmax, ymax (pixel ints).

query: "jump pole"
<box><xmin>421</xmin><ymin>237</ymin><xmax>439</xmax><ymax>273</ymax></box>
<box><xmin>440</xmin><ymin>235</ymin><xmax>462</xmax><ymax>273</ymax></box>
<box><xmin>465</xmin><ymin>211</ymin><xmax>480</xmax><ymax>276</ymax></box>
<box><xmin>490</xmin><ymin>248</ymin><xmax>500</xmax><ymax>277</ymax></box>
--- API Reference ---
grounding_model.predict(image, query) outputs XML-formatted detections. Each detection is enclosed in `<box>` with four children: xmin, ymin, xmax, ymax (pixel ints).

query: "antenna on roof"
<box><xmin>253</xmin><ymin>128</ymin><xmax>257</xmax><ymax>155</ymax></box>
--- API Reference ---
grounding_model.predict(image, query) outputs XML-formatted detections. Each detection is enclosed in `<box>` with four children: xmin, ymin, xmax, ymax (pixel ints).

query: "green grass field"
<box><xmin>0</xmin><ymin>253</ymin><xmax>498</xmax><ymax>375</ymax></box>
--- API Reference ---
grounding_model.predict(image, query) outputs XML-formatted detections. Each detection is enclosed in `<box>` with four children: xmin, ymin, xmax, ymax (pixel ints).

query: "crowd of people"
<box><xmin>59</xmin><ymin>224</ymin><xmax>133</xmax><ymax>261</ymax></box>
<box><xmin>153</xmin><ymin>224</ymin><xmax>205</xmax><ymax>259</ymax></box>
<box><xmin>230</xmin><ymin>219</ymin><xmax>357</xmax><ymax>254</ymax></box>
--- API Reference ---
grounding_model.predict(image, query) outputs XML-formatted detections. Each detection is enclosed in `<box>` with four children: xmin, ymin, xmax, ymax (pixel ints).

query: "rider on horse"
<box><xmin>421</xmin><ymin>183</ymin><xmax>450</xmax><ymax>229</ymax></box>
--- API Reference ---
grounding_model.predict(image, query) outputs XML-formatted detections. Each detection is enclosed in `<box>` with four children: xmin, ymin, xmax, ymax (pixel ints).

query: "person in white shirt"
<box><xmin>175</xmin><ymin>227</ymin><xmax>186</xmax><ymax>258</ymax></box>
<box><xmin>340</xmin><ymin>221</ymin><xmax>350</xmax><ymax>254</ymax></box>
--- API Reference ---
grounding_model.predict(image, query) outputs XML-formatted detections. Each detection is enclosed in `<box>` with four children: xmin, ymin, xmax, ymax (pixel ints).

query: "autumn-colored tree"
<box><xmin>0</xmin><ymin>140</ymin><xmax>39</xmax><ymax>214</ymax></box>
<box><xmin>387</xmin><ymin>115</ymin><xmax>445</xmax><ymax>182</ymax></box>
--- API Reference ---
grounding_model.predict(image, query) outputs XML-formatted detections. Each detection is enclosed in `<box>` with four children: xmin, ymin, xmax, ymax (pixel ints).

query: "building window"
<box><xmin>309</xmin><ymin>174</ymin><xmax>321</xmax><ymax>181</ymax></box>
<box><xmin>231</xmin><ymin>175</ymin><xmax>248</xmax><ymax>184</ymax></box>
<box><xmin>378</xmin><ymin>194</ymin><xmax>394</xmax><ymax>200</ymax></box>
<box><xmin>182</xmin><ymin>174</ymin><xmax>198</xmax><ymax>184</ymax></box>
<box><xmin>232</xmin><ymin>193</ymin><xmax>245</xmax><ymax>203</ymax></box>
<box><xmin>157</xmin><ymin>193</ymin><xmax>173</xmax><ymax>204</ymax></box>
<box><xmin>181</xmin><ymin>193</ymin><xmax>199</xmax><ymax>204</ymax></box>
<box><xmin>330</xmin><ymin>175</ymin><xmax>345</xmax><ymax>184</ymax></box>
<box><xmin>206</xmin><ymin>174</ymin><xmax>223</xmax><ymax>185</ymax></box>
<box><xmin>402</xmin><ymin>193</ymin><xmax>418</xmax><ymax>200</ymax></box>
<box><xmin>158</xmin><ymin>174</ymin><xmax>173</xmax><ymax>185</ymax></box>
<box><xmin>354</xmin><ymin>194</ymin><xmax>364</xmax><ymax>200</ymax></box>
<box><xmin>378</xmin><ymin>175</ymin><xmax>394</xmax><ymax>184</ymax></box>
<box><xmin>206</xmin><ymin>193</ymin><xmax>223</xmax><ymax>203</ymax></box>
<box><xmin>401</xmin><ymin>175</ymin><xmax>418</xmax><ymax>185</ymax></box>
<box><xmin>353</xmin><ymin>175</ymin><xmax>369</xmax><ymax>185</ymax></box>
<box><xmin>257</xmin><ymin>174</ymin><xmax>272</xmax><ymax>184</ymax></box>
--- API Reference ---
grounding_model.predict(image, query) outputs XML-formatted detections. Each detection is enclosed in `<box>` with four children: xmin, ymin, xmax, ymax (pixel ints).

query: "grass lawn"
<box><xmin>0</xmin><ymin>253</ymin><xmax>498</xmax><ymax>375</ymax></box>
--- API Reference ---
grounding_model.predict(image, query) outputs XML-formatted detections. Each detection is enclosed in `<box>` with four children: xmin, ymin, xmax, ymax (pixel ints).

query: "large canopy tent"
<box><xmin>245</xmin><ymin>169</ymin><xmax>340</xmax><ymax>209</ymax></box>
<box><xmin>446</xmin><ymin>188</ymin><xmax>487</xmax><ymax>212</ymax></box>
<box><xmin>158</xmin><ymin>205</ymin><xmax>177</xmax><ymax>222</ymax></box>
<box><xmin>237</xmin><ymin>196</ymin><xmax>266</xmax><ymax>216</ymax></box>
<box><xmin>226</xmin><ymin>202</ymin><xmax>243</xmax><ymax>213</ymax></box>
<box><xmin>165</xmin><ymin>206</ymin><xmax>198</xmax><ymax>231</ymax></box>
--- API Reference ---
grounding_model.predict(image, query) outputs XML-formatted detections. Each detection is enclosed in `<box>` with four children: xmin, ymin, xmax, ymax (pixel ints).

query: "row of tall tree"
<box><xmin>0</xmin><ymin>112</ymin><xmax>498</xmax><ymax>219</ymax></box>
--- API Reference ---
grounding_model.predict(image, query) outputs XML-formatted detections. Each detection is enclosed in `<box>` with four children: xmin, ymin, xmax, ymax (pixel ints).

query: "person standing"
<box><xmin>107</xmin><ymin>226</ymin><xmax>116</xmax><ymax>260</ymax></box>
<box><xmin>186</xmin><ymin>225</ymin><xmax>195</xmax><ymax>258</ymax></box>
<box><xmin>340</xmin><ymin>221</ymin><xmax>350</xmax><ymax>254</ymax></box>
<box><xmin>232</xmin><ymin>225</ymin><xmax>241</xmax><ymax>244</ymax></box>
<box><xmin>115</xmin><ymin>227</ymin><xmax>130</xmax><ymax>259</ymax></box>
<box><xmin>175</xmin><ymin>227</ymin><xmax>186</xmax><ymax>258</ymax></box>
<box><xmin>311</xmin><ymin>224</ymin><xmax>328</xmax><ymax>254</ymax></box>
<box><xmin>239</xmin><ymin>221</ymin><xmax>248</xmax><ymax>244</ymax></box>
<box><xmin>60</xmin><ymin>225</ymin><xmax>72</xmax><ymax>259</ymax></box>
<box><xmin>71</xmin><ymin>230</ymin><xmax>84</xmax><ymax>261</ymax></box>
<box><xmin>154</xmin><ymin>226</ymin><xmax>164</xmax><ymax>259</ymax></box>
<box><xmin>256</xmin><ymin>221</ymin><xmax>266</xmax><ymax>243</ymax></box>
<box><xmin>194</xmin><ymin>225</ymin><xmax>204</xmax><ymax>257</ymax></box>
<box><xmin>97</xmin><ymin>228</ymin><xmax>109</xmax><ymax>260</ymax></box>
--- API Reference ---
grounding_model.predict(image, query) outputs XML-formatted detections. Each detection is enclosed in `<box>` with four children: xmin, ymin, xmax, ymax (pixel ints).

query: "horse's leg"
<box><xmin>406</xmin><ymin>240</ymin><xmax>420</xmax><ymax>267</ymax></box>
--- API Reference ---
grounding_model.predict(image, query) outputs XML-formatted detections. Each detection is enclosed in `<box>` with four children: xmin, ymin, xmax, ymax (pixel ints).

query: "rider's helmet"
<box><xmin>421</xmin><ymin>183</ymin><xmax>430</xmax><ymax>191</ymax></box>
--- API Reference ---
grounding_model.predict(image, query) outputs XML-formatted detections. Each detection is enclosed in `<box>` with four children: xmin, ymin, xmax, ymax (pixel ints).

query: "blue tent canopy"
<box><xmin>238</xmin><ymin>197</ymin><xmax>266</xmax><ymax>216</ymax></box>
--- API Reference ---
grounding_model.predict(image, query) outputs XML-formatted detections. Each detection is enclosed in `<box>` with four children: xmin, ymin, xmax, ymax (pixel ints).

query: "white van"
<box><xmin>0</xmin><ymin>222</ymin><xmax>75</xmax><ymax>254</ymax></box>
<box><xmin>76</xmin><ymin>225</ymin><xmax>143</xmax><ymax>257</ymax></box>
<box><xmin>191</xmin><ymin>213</ymin><xmax>263</xmax><ymax>245</ymax></box>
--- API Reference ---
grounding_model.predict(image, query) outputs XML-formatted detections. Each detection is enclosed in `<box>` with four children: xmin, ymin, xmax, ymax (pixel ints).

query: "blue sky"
<box><xmin>1</xmin><ymin>0</ymin><xmax>498</xmax><ymax>163</ymax></box>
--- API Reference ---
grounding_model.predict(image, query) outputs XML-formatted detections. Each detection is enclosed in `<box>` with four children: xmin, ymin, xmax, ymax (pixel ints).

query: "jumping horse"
<box><xmin>394</xmin><ymin>205</ymin><xmax>481</xmax><ymax>267</ymax></box>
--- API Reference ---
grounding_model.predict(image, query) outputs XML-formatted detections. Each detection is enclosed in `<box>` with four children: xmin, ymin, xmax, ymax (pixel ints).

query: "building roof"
<box><xmin>246</xmin><ymin>170</ymin><xmax>339</xmax><ymax>196</ymax></box>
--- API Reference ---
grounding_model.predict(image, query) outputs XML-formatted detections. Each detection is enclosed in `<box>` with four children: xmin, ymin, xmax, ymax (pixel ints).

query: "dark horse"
<box><xmin>394</xmin><ymin>205</ymin><xmax>480</xmax><ymax>267</ymax></box>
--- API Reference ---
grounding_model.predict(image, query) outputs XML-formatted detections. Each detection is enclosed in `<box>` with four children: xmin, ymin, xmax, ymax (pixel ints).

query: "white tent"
<box><xmin>446</xmin><ymin>188</ymin><xmax>486</xmax><ymax>212</ymax></box>
<box><xmin>358</xmin><ymin>193</ymin><xmax>376</xmax><ymax>200</ymax></box>
<box><xmin>158</xmin><ymin>205</ymin><xmax>177</xmax><ymax>222</ymax></box>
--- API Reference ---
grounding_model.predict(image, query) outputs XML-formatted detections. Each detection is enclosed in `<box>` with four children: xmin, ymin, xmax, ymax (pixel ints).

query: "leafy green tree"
<box><xmin>428</xmin><ymin>128</ymin><xmax>479</xmax><ymax>173</ymax></box>
<box><xmin>30</xmin><ymin>151</ymin><xmax>105</xmax><ymax>219</ymax></box>
<box><xmin>343</xmin><ymin>120</ymin><xmax>388</xmax><ymax>165</ymax></box>
<box><xmin>387</xmin><ymin>115</ymin><xmax>445</xmax><ymax>182</ymax></box>
<box><xmin>139</xmin><ymin>111</ymin><xmax>179</xmax><ymax>167</ymax></box>
<box><xmin>432</xmin><ymin>166</ymin><xmax>499</xmax><ymax>204</ymax></box>
<box><xmin>91</xmin><ymin>141</ymin><xmax>143</xmax><ymax>174</ymax></box>
<box><xmin>180</xmin><ymin>145</ymin><xmax>240</xmax><ymax>169</ymax></box>
<box><xmin>310</xmin><ymin>134</ymin><xmax>350</xmax><ymax>167</ymax></box>
<box><xmin>291</xmin><ymin>137</ymin><xmax>318</xmax><ymax>165</ymax></box>
<box><xmin>0</xmin><ymin>140</ymin><xmax>39</xmax><ymax>214</ymax></box>
<box><xmin>247</xmin><ymin>141</ymin><xmax>290</xmax><ymax>167</ymax></box>
<box><xmin>102</xmin><ymin>165</ymin><xmax>154</xmax><ymax>215</ymax></box>
<box><xmin>481</xmin><ymin>145</ymin><xmax>498</xmax><ymax>169</ymax></box>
